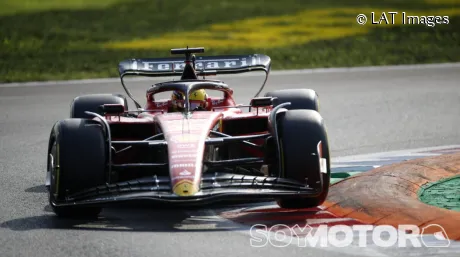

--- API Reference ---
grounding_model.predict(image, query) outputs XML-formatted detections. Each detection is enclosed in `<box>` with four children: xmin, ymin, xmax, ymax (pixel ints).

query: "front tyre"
<box><xmin>264</xmin><ymin>89</ymin><xmax>319</xmax><ymax>111</ymax></box>
<box><xmin>47</xmin><ymin>119</ymin><xmax>107</xmax><ymax>218</ymax></box>
<box><xmin>70</xmin><ymin>94</ymin><xmax>128</xmax><ymax>119</ymax></box>
<box><xmin>276</xmin><ymin>110</ymin><xmax>331</xmax><ymax>209</ymax></box>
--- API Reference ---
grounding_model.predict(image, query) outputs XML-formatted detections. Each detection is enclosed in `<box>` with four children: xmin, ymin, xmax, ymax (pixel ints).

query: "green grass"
<box><xmin>0</xmin><ymin>0</ymin><xmax>459</xmax><ymax>83</ymax></box>
<box><xmin>0</xmin><ymin>0</ymin><xmax>127</xmax><ymax>16</ymax></box>
<box><xmin>419</xmin><ymin>175</ymin><xmax>460</xmax><ymax>211</ymax></box>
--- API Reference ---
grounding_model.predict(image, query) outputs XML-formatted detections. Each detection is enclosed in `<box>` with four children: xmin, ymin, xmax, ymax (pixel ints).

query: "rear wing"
<box><xmin>118</xmin><ymin>54</ymin><xmax>271</xmax><ymax>77</ymax></box>
<box><xmin>118</xmin><ymin>50</ymin><xmax>271</xmax><ymax>109</ymax></box>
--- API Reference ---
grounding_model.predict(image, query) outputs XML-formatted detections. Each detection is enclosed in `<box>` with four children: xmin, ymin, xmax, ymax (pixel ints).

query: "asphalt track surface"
<box><xmin>1</xmin><ymin>64</ymin><xmax>460</xmax><ymax>257</ymax></box>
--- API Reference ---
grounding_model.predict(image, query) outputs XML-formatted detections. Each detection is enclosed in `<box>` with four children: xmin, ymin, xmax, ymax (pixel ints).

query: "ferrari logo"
<box><xmin>173</xmin><ymin>180</ymin><xmax>198</xmax><ymax>196</ymax></box>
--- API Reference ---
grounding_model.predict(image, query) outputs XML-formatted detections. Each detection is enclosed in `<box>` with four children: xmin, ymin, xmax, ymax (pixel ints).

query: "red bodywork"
<box><xmin>102</xmin><ymin>90</ymin><xmax>272</xmax><ymax>197</ymax></box>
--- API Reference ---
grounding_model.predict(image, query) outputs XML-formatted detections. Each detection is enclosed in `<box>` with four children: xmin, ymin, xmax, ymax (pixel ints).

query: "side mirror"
<box><xmin>250</xmin><ymin>97</ymin><xmax>275</xmax><ymax>108</ymax></box>
<box><xmin>98</xmin><ymin>104</ymin><xmax>125</xmax><ymax>115</ymax></box>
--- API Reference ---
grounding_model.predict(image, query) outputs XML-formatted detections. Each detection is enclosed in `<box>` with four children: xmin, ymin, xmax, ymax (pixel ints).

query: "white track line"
<box><xmin>1</xmin><ymin>62</ymin><xmax>459</xmax><ymax>88</ymax></box>
<box><xmin>333</xmin><ymin>144</ymin><xmax>460</xmax><ymax>163</ymax></box>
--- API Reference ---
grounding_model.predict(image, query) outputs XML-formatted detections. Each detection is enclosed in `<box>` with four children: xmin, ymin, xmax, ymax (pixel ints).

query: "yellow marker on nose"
<box><xmin>173</xmin><ymin>180</ymin><xmax>198</xmax><ymax>196</ymax></box>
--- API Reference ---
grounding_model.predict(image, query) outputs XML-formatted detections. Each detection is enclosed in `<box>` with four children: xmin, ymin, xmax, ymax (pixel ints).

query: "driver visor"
<box><xmin>176</xmin><ymin>100</ymin><xmax>204</xmax><ymax>109</ymax></box>
<box><xmin>190</xmin><ymin>100</ymin><xmax>205</xmax><ymax>110</ymax></box>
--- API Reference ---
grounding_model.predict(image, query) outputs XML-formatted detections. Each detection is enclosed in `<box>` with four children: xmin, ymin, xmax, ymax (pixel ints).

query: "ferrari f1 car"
<box><xmin>45</xmin><ymin>47</ymin><xmax>331</xmax><ymax>218</ymax></box>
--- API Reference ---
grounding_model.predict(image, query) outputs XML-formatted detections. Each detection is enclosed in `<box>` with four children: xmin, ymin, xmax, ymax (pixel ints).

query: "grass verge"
<box><xmin>419</xmin><ymin>175</ymin><xmax>460</xmax><ymax>211</ymax></box>
<box><xmin>0</xmin><ymin>0</ymin><xmax>459</xmax><ymax>82</ymax></box>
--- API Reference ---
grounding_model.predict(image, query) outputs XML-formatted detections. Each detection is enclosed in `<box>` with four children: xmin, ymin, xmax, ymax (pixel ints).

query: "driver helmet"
<box><xmin>171</xmin><ymin>89</ymin><xmax>208</xmax><ymax>111</ymax></box>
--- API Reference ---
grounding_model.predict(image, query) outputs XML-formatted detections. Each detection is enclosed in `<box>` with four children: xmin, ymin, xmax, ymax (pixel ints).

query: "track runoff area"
<box><xmin>216</xmin><ymin>145</ymin><xmax>460</xmax><ymax>254</ymax></box>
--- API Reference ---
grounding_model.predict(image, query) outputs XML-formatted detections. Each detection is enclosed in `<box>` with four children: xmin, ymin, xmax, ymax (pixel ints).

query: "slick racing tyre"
<box><xmin>47</xmin><ymin>119</ymin><xmax>107</xmax><ymax>218</ymax></box>
<box><xmin>264</xmin><ymin>89</ymin><xmax>319</xmax><ymax>111</ymax></box>
<box><xmin>276</xmin><ymin>109</ymin><xmax>330</xmax><ymax>209</ymax></box>
<box><xmin>70</xmin><ymin>94</ymin><xmax>128</xmax><ymax>119</ymax></box>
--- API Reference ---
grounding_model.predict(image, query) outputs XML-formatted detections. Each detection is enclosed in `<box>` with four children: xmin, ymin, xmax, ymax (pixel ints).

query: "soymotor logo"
<box><xmin>250</xmin><ymin>224</ymin><xmax>450</xmax><ymax>248</ymax></box>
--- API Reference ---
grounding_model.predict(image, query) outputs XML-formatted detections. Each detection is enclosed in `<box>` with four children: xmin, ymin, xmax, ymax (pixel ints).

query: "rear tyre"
<box><xmin>264</xmin><ymin>89</ymin><xmax>319</xmax><ymax>111</ymax></box>
<box><xmin>70</xmin><ymin>94</ymin><xmax>128</xmax><ymax>119</ymax></box>
<box><xmin>276</xmin><ymin>110</ymin><xmax>330</xmax><ymax>209</ymax></box>
<box><xmin>47</xmin><ymin>119</ymin><xmax>107</xmax><ymax>218</ymax></box>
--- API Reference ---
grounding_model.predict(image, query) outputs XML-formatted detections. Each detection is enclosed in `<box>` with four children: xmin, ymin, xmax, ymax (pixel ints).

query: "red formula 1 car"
<box><xmin>45</xmin><ymin>47</ymin><xmax>331</xmax><ymax>218</ymax></box>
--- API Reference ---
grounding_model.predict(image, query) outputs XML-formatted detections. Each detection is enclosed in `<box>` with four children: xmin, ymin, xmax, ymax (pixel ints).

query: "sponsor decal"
<box><xmin>172</xmin><ymin>170</ymin><xmax>195</xmax><ymax>181</ymax></box>
<box><xmin>172</xmin><ymin>175</ymin><xmax>195</xmax><ymax>181</ymax></box>
<box><xmin>171</xmin><ymin>163</ymin><xmax>195</xmax><ymax>168</ymax></box>
<box><xmin>316</xmin><ymin>141</ymin><xmax>327</xmax><ymax>174</ymax></box>
<box><xmin>140</xmin><ymin>58</ymin><xmax>249</xmax><ymax>72</ymax></box>
<box><xmin>320</xmin><ymin>158</ymin><xmax>327</xmax><ymax>174</ymax></box>
<box><xmin>177</xmin><ymin>144</ymin><xmax>195</xmax><ymax>149</ymax></box>
<box><xmin>172</xmin><ymin>154</ymin><xmax>197</xmax><ymax>159</ymax></box>
<box><xmin>179</xmin><ymin>169</ymin><xmax>192</xmax><ymax>176</ymax></box>
<box><xmin>169</xmin><ymin>134</ymin><xmax>202</xmax><ymax>143</ymax></box>
<box><xmin>171</xmin><ymin>149</ymin><xmax>198</xmax><ymax>154</ymax></box>
<box><xmin>163</xmin><ymin>123</ymin><xmax>204</xmax><ymax>132</ymax></box>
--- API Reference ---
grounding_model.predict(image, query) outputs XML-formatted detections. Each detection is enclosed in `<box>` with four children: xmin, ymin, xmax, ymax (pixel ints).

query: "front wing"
<box><xmin>50</xmin><ymin>173</ymin><xmax>323</xmax><ymax>207</ymax></box>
